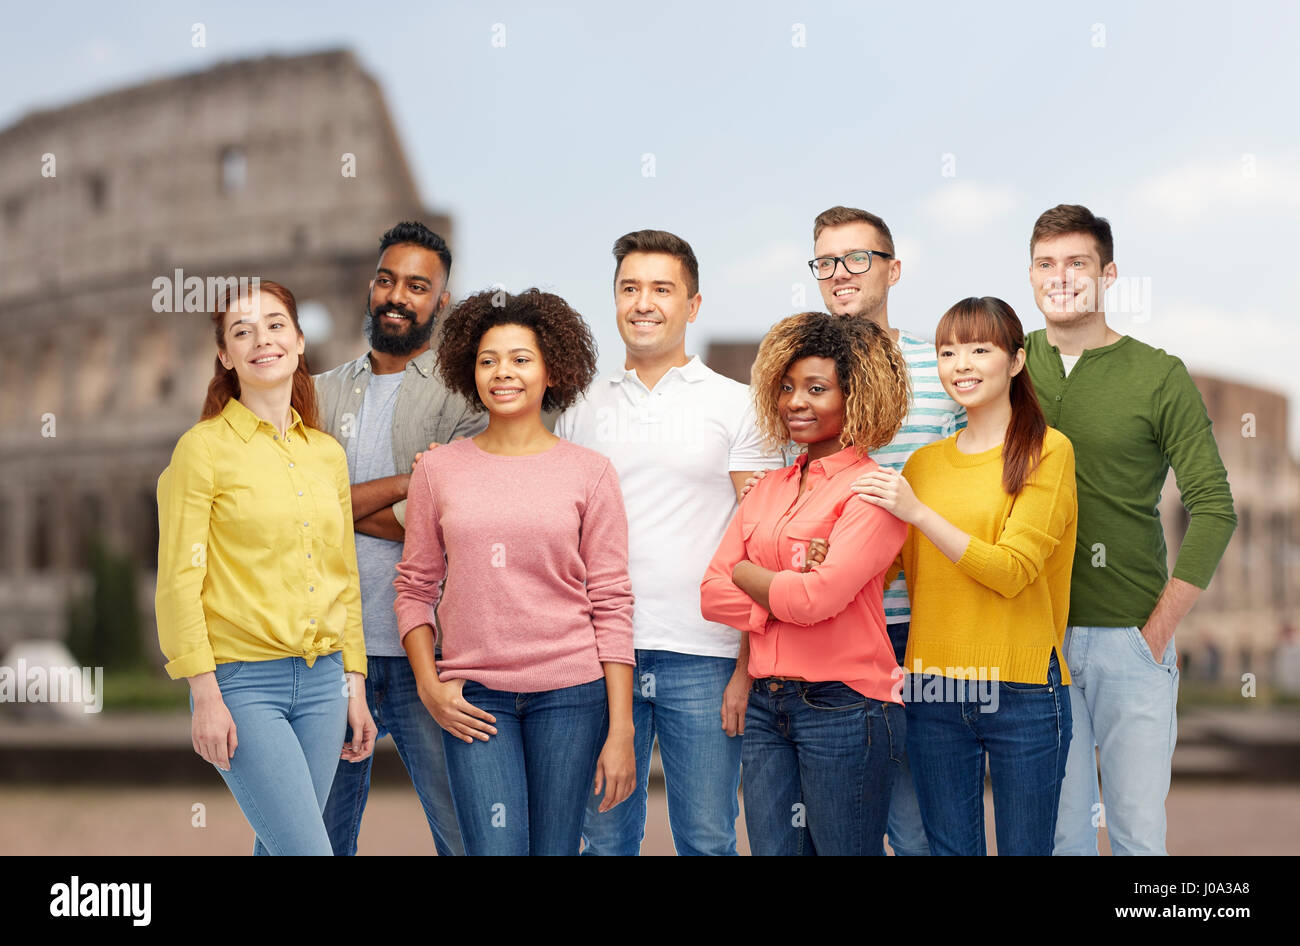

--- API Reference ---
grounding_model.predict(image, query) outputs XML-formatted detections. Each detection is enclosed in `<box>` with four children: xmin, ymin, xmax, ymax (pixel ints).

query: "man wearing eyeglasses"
<box><xmin>812</xmin><ymin>205</ymin><xmax>965</xmax><ymax>856</ymax></box>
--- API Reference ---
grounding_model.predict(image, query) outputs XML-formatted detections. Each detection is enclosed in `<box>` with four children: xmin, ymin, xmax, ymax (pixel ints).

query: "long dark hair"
<box><xmin>935</xmin><ymin>297</ymin><xmax>1045</xmax><ymax>496</ymax></box>
<box><xmin>200</xmin><ymin>279</ymin><xmax>320</xmax><ymax>428</ymax></box>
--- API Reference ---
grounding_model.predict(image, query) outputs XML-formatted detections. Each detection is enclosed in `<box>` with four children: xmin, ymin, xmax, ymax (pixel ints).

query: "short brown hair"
<box><xmin>812</xmin><ymin>206</ymin><xmax>895</xmax><ymax>255</ymax></box>
<box><xmin>612</xmin><ymin>229</ymin><xmax>699</xmax><ymax>296</ymax></box>
<box><xmin>1030</xmin><ymin>204</ymin><xmax>1114</xmax><ymax>267</ymax></box>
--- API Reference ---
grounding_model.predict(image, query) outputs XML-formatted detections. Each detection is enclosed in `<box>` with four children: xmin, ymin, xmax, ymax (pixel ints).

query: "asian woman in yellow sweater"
<box><xmin>853</xmin><ymin>296</ymin><xmax>1076</xmax><ymax>855</ymax></box>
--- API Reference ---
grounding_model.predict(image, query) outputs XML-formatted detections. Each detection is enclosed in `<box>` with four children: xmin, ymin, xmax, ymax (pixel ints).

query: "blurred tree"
<box><xmin>66</xmin><ymin>536</ymin><xmax>145</xmax><ymax>670</ymax></box>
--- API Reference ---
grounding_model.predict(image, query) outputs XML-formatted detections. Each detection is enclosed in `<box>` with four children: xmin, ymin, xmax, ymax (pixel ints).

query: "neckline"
<box><xmin>468</xmin><ymin>435</ymin><xmax>564</xmax><ymax>460</ymax></box>
<box><xmin>943</xmin><ymin>431</ymin><xmax>1003</xmax><ymax>466</ymax></box>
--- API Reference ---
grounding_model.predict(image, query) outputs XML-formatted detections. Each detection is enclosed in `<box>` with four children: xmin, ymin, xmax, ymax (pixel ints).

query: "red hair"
<box><xmin>200</xmin><ymin>279</ymin><xmax>320</xmax><ymax>428</ymax></box>
<box><xmin>935</xmin><ymin>297</ymin><xmax>1045</xmax><ymax>497</ymax></box>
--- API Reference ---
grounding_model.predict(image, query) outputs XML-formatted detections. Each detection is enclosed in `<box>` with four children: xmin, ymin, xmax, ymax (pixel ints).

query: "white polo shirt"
<box><xmin>555</xmin><ymin>355</ymin><xmax>784</xmax><ymax>658</ymax></box>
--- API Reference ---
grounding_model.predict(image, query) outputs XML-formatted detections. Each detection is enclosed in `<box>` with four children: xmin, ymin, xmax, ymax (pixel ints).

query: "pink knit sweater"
<box><xmin>394</xmin><ymin>437</ymin><xmax>635</xmax><ymax>692</ymax></box>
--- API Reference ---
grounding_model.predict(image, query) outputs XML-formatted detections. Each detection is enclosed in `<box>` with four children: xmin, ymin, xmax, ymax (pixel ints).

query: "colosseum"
<box><xmin>0</xmin><ymin>49</ymin><xmax>450</xmax><ymax>650</ymax></box>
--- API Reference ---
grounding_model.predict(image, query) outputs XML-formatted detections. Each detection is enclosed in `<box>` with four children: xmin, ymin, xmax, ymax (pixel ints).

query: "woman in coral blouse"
<box><xmin>700</xmin><ymin>312</ymin><xmax>910</xmax><ymax>856</ymax></box>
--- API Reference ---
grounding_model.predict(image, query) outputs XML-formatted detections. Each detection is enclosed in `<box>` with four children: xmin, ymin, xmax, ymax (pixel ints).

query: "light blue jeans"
<box><xmin>322</xmin><ymin>655</ymin><xmax>464</xmax><ymax>856</ymax></box>
<box><xmin>1053</xmin><ymin>625</ymin><xmax>1179</xmax><ymax>856</ymax></box>
<box><xmin>580</xmin><ymin>649</ymin><xmax>743</xmax><ymax>856</ymax></box>
<box><xmin>198</xmin><ymin>653</ymin><xmax>348</xmax><ymax>856</ymax></box>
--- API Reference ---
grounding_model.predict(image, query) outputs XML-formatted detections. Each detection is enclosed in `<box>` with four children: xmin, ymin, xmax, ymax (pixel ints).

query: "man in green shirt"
<box><xmin>1023</xmin><ymin>204</ymin><xmax>1236</xmax><ymax>856</ymax></box>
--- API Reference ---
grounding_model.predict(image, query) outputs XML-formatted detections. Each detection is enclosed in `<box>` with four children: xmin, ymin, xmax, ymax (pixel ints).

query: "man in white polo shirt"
<box><xmin>557</xmin><ymin>229</ymin><xmax>784</xmax><ymax>856</ymax></box>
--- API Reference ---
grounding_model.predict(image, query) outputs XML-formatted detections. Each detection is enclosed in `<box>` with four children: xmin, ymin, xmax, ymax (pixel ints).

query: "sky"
<box><xmin>4</xmin><ymin>0</ymin><xmax>1299</xmax><ymax>447</ymax></box>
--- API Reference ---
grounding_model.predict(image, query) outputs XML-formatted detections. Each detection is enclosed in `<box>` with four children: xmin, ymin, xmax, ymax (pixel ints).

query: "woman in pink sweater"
<box><xmin>394</xmin><ymin>288</ymin><xmax>635</xmax><ymax>856</ymax></box>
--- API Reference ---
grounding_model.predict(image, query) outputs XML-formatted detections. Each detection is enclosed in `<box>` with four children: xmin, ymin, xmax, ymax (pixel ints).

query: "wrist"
<box><xmin>605</xmin><ymin>722</ymin><xmax>634</xmax><ymax>740</ymax></box>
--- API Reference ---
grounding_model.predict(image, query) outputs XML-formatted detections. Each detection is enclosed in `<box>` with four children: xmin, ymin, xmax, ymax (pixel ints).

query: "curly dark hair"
<box><xmin>437</xmin><ymin>287</ymin><xmax>598</xmax><ymax>413</ymax></box>
<box><xmin>751</xmin><ymin>312</ymin><xmax>910</xmax><ymax>456</ymax></box>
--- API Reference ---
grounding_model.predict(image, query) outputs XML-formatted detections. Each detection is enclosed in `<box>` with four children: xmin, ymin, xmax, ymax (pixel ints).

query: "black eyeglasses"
<box><xmin>808</xmin><ymin>250</ymin><xmax>893</xmax><ymax>280</ymax></box>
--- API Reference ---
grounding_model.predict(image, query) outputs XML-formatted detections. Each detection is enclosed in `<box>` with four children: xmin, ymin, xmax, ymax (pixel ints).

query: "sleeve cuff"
<box><xmin>395</xmin><ymin>601</ymin><xmax>438</xmax><ymax>641</ymax></box>
<box><xmin>955</xmin><ymin>536</ymin><xmax>992</xmax><ymax>581</ymax></box>
<box><xmin>164</xmin><ymin>646</ymin><xmax>217</xmax><ymax>681</ymax></box>
<box><xmin>392</xmin><ymin>499</ymin><xmax>407</xmax><ymax>528</ymax></box>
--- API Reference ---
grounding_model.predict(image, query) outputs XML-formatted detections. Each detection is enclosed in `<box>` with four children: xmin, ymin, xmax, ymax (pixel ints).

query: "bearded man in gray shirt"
<box><xmin>314</xmin><ymin>221</ymin><xmax>485</xmax><ymax>855</ymax></box>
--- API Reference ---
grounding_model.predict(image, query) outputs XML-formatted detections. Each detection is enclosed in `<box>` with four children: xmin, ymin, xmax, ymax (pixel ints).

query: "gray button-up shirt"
<box><xmin>314</xmin><ymin>347</ymin><xmax>487</xmax><ymax>524</ymax></box>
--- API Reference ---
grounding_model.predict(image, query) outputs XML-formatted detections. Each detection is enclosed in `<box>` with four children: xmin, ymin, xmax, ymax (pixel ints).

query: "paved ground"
<box><xmin>3</xmin><ymin>705</ymin><xmax>1297</xmax><ymax>854</ymax></box>
<box><xmin>2</xmin><ymin>780</ymin><xmax>1297</xmax><ymax>855</ymax></box>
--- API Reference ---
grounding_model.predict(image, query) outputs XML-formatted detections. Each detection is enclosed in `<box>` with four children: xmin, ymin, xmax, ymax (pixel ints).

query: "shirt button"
<box><xmin>274</xmin><ymin>434</ymin><xmax>279</xmax><ymax>440</ymax></box>
<box><xmin>298</xmin><ymin>490</ymin><xmax>304</xmax><ymax>496</ymax></box>
<box><xmin>1055</xmin><ymin>395</ymin><xmax>1062</xmax><ymax>401</ymax></box>
<box><xmin>304</xmin><ymin>521</ymin><xmax>310</xmax><ymax>527</ymax></box>
<box><xmin>354</xmin><ymin>387</ymin><xmax>361</xmax><ymax>394</ymax></box>
<box><xmin>307</xmin><ymin>553</ymin><xmax>312</xmax><ymax>559</ymax></box>
<box><xmin>289</xmin><ymin>462</ymin><xmax>295</xmax><ymax>468</ymax></box>
<box><xmin>309</xmin><ymin>585</ymin><xmax>315</xmax><ymax>592</ymax></box>
<box><xmin>310</xmin><ymin>619</ymin><xmax>316</xmax><ymax>625</ymax></box>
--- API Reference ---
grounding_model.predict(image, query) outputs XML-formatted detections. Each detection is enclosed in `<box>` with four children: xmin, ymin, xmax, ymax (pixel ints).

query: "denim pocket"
<box><xmin>1000</xmin><ymin>679</ymin><xmax>1053</xmax><ymax>693</ymax></box>
<box><xmin>799</xmin><ymin>681</ymin><xmax>868</xmax><ymax>711</ymax></box>
<box><xmin>1125</xmin><ymin>626</ymin><xmax>1175</xmax><ymax>672</ymax></box>
<box><xmin>868</xmin><ymin>700</ymin><xmax>905</xmax><ymax>764</ymax></box>
<box><xmin>214</xmin><ymin>660</ymin><xmax>245</xmax><ymax>684</ymax></box>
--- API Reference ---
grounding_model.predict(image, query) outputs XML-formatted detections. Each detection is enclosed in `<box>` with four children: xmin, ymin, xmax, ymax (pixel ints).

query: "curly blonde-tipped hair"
<box><xmin>751</xmin><ymin>312</ymin><xmax>911</xmax><ymax>456</ymax></box>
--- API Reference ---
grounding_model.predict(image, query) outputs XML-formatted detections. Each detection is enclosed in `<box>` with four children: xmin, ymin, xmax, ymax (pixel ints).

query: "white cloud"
<box><xmin>1133</xmin><ymin>156</ymin><xmax>1300</xmax><ymax>222</ymax></box>
<box><xmin>919</xmin><ymin>181</ymin><xmax>1019</xmax><ymax>232</ymax></box>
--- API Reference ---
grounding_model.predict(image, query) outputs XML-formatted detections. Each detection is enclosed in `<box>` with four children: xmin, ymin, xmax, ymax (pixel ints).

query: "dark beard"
<box><xmin>365</xmin><ymin>301</ymin><xmax>437</xmax><ymax>356</ymax></box>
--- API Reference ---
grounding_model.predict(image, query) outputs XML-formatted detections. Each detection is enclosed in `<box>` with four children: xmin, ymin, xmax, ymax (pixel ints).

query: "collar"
<box><xmin>789</xmin><ymin>443</ymin><xmax>866</xmax><ymax>479</ymax></box>
<box><xmin>605</xmin><ymin>355</ymin><xmax>709</xmax><ymax>386</ymax></box>
<box><xmin>220</xmin><ymin>397</ymin><xmax>310</xmax><ymax>443</ymax></box>
<box><xmin>351</xmin><ymin>347</ymin><xmax>437</xmax><ymax>380</ymax></box>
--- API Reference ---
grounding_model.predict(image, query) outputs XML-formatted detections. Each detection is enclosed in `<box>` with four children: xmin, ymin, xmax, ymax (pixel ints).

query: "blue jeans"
<box><xmin>322</xmin><ymin>655</ymin><xmax>464</xmax><ymax>856</ymax></box>
<box><xmin>581</xmin><ymin>649</ymin><xmax>742</xmax><ymax>856</ymax></box>
<box><xmin>742</xmin><ymin>679</ymin><xmax>904</xmax><ymax>856</ymax></box>
<box><xmin>885</xmin><ymin>621</ymin><xmax>930</xmax><ymax>857</ymax></box>
<box><xmin>442</xmin><ymin>677</ymin><xmax>608</xmax><ymax>856</ymax></box>
<box><xmin>196</xmin><ymin>653</ymin><xmax>348</xmax><ymax>856</ymax></box>
<box><xmin>1054</xmin><ymin>626</ymin><xmax>1179</xmax><ymax>856</ymax></box>
<box><xmin>907</xmin><ymin>652</ymin><xmax>1072</xmax><ymax>855</ymax></box>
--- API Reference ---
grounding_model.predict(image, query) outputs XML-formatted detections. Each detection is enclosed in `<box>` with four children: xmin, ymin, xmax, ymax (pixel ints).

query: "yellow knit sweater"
<box><xmin>891</xmin><ymin>426</ymin><xmax>1077</xmax><ymax>685</ymax></box>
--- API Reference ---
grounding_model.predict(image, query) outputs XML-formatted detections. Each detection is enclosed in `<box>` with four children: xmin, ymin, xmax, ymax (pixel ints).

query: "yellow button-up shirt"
<box><xmin>155</xmin><ymin>398</ymin><xmax>366</xmax><ymax>679</ymax></box>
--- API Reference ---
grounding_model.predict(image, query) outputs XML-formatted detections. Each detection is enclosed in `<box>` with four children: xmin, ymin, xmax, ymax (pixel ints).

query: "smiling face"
<box><xmin>813</xmin><ymin>222</ymin><xmax>900</xmax><ymax>324</ymax></box>
<box><xmin>474</xmin><ymin>323</ymin><xmax>551</xmax><ymax>420</ymax></box>
<box><xmin>218</xmin><ymin>289</ymin><xmax>305</xmax><ymax>391</ymax></box>
<box><xmin>614</xmin><ymin>251</ymin><xmax>700</xmax><ymax>363</ymax></box>
<box><xmin>366</xmin><ymin>243</ymin><xmax>450</xmax><ymax>356</ymax></box>
<box><xmin>936</xmin><ymin>339</ymin><xmax>1025</xmax><ymax>413</ymax></box>
<box><xmin>1030</xmin><ymin>231</ymin><xmax>1117</xmax><ymax>327</ymax></box>
<box><xmin>778</xmin><ymin>355</ymin><xmax>846</xmax><ymax>457</ymax></box>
